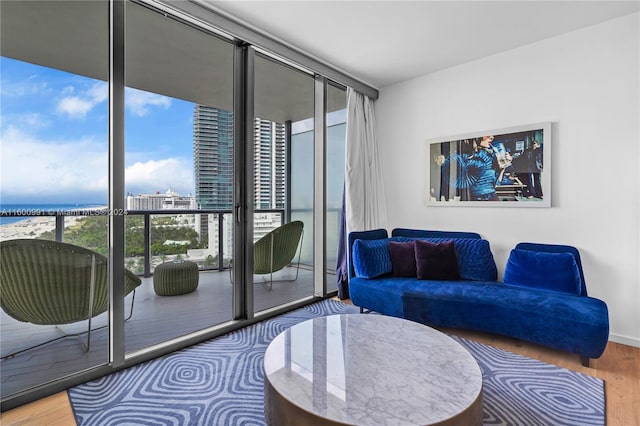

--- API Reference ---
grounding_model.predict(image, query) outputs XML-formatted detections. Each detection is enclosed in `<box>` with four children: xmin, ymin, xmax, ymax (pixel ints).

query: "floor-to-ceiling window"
<box><xmin>0</xmin><ymin>0</ymin><xmax>360</xmax><ymax>410</ymax></box>
<box><xmin>252</xmin><ymin>54</ymin><xmax>315</xmax><ymax>312</ymax></box>
<box><xmin>0</xmin><ymin>0</ymin><xmax>110</xmax><ymax>397</ymax></box>
<box><xmin>325</xmin><ymin>83</ymin><xmax>347</xmax><ymax>293</ymax></box>
<box><xmin>123</xmin><ymin>1</ymin><xmax>235</xmax><ymax>352</ymax></box>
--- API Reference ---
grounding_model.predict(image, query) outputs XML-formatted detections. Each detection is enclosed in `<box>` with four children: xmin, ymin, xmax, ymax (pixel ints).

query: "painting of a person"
<box><xmin>522</xmin><ymin>140</ymin><xmax>543</xmax><ymax>198</ymax></box>
<box><xmin>468</xmin><ymin>135</ymin><xmax>500</xmax><ymax>201</ymax></box>
<box><xmin>497</xmin><ymin>152</ymin><xmax>524</xmax><ymax>185</ymax></box>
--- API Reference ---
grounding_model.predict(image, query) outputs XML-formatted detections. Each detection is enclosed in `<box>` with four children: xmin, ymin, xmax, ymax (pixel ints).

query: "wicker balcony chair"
<box><xmin>0</xmin><ymin>239</ymin><xmax>142</xmax><ymax>359</ymax></box>
<box><xmin>229</xmin><ymin>220</ymin><xmax>304</xmax><ymax>290</ymax></box>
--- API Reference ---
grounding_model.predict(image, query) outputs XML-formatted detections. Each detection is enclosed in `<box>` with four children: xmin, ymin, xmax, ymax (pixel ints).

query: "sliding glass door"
<box><xmin>123</xmin><ymin>2</ymin><xmax>235</xmax><ymax>351</ymax></box>
<box><xmin>326</xmin><ymin>84</ymin><xmax>347</xmax><ymax>293</ymax></box>
<box><xmin>0</xmin><ymin>0</ymin><xmax>349</xmax><ymax>408</ymax></box>
<box><xmin>252</xmin><ymin>54</ymin><xmax>315</xmax><ymax>312</ymax></box>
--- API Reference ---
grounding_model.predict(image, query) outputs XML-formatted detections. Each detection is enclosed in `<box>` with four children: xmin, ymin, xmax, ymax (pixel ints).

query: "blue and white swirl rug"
<box><xmin>69</xmin><ymin>299</ymin><xmax>604</xmax><ymax>425</ymax></box>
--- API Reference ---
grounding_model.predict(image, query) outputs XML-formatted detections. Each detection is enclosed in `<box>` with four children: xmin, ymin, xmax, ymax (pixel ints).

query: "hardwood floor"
<box><xmin>442</xmin><ymin>328</ymin><xmax>640</xmax><ymax>426</ymax></box>
<box><xmin>2</xmin><ymin>301</ymin><xmax>639</xmax><ymax>426</ymax></box>
<box><xmin>1</xmin><ymin>392</ymin><xmax>75</xmax><ymax>426</ymax></box>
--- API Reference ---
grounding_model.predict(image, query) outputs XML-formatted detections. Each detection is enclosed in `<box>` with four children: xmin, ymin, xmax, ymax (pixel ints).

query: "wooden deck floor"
<box><xmin>1</xmin><ymin>267</ymin><xmax>315</xmax><ymax>398</ymax></box>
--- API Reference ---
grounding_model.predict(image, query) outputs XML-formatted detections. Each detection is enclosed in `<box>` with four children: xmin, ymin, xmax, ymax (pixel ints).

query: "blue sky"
<box><xmin>1</xmin><ymin>57</ymin><xmax>200</xmax><ymax>204</ymax></box>
<box><xmin>1</xmin><ymin>57</ymin><xmax>346</xmax><ymax>206</ymax></box>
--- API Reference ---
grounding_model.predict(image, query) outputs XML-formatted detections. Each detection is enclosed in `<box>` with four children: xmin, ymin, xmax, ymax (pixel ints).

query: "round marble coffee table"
<box><xmin>264</xmin><ymin>314</ymin><xmax>483</xmax><ymax>425</ymax></box>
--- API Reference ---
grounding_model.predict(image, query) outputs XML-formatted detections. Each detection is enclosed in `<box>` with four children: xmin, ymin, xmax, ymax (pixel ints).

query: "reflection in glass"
<box><xmin>290</xmin><ymin>320</ymin><xmax>314</xmax><ymax>382</ymax></box>
<box><xmin>124</xmin><ymin>2</ymin><xmax>234</xmax><ymax>352</ymax></box>
<box><xmin>253</xmin><ymin>54</ymin><xmax>315</xmax><ymax>312</ymax></box>
<box><xmin>325</xmin><ymin>314</ymin><xmax>346</xmax><ymax>400</ymax></box>
<box><xmin>326</xmin><ymin>84</ymin><xmax>347</xmax><ymax>292</ymax></box>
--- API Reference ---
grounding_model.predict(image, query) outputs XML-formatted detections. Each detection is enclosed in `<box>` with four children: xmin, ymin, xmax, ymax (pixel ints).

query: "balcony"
<box><xmin>0</xmin><ymin>209</ymin><xmax>317</xmax><ymax>398</ymax></box>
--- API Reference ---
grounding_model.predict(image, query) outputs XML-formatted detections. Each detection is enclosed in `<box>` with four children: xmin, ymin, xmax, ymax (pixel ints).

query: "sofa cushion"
<box><xmin>503</xmin><ymin>249</ymin><xmax>582</xmax><ymax>295</ymax></box>
<box><xmin>392</xmin><ymin>237</ymin><xmax>497</xmax><ymax>282</ymax></box>
<box><xmin>352</xmin><ymin>238</ymin><xmax>392</xmax><ymax>279</ymax></box>
<box><xmin>447</xmin><ymin>238</ymin><xmax>497</xmax><ymax>282</ymax></box>
<box><xmin>415</xmin><ymin>239</ymin><xmax>460</xmax><ymax>281</ymax></box>
<box><xmin>388</xmin><ymin>241</ymin><xmax>417</xmax><ymax>277</ymax></box>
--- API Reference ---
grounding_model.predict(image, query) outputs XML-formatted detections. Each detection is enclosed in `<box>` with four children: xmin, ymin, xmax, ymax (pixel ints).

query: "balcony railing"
<box><xmin>0</xmin><ymin>208</ymin><xmax>286</xmax><ymax>278</ymax></box>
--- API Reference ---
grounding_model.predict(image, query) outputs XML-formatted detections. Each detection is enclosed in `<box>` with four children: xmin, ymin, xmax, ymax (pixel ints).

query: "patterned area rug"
<box><xmin>69</xmin><ymin>299</ymin><xmax>605</xmax><ymax>425</ymax></box>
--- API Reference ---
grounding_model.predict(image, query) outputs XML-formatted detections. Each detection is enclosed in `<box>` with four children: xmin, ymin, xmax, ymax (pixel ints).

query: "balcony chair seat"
<box><xmin>0</xmin><ymin>239</ymin><xmax>141</xmax><ymax>358</ymax></box>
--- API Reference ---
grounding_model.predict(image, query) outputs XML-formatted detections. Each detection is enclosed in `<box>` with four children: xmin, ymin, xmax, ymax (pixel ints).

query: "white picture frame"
<box><xmin>426</xmin><ymin>122</ymin><xmax>551</xmax><ymax>207</ymax></box>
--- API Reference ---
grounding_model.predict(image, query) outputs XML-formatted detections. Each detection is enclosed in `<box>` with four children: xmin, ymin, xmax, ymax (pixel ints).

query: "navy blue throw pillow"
<box><xmin>414</xmin><ymin>239</ymin><xmax>460</xmax><ymax>281</ymax></box>
<box><xmin>388</xmin><ymin>241</ymin><xmax>417</xmax><ymax>277</ymax></box>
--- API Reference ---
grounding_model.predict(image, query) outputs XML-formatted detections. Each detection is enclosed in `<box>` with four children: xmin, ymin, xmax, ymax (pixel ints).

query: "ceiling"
<box><xmin>2</xmin><ymin>0</ymin><xmax>637</xmax><ymax>122</ymax></box>
<box><xmin>0</xmin><ymin>0</ymin><xmax>339</xmax><ymax>123</ymax></box>
<box><xmin>205</xmin><ymin>0</ymin><xmax>640</xmax><ymax>89</ymax></box>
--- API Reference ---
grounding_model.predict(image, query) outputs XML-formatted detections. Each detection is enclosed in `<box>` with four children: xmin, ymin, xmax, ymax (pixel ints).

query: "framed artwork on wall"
<box><xmin>427</xmin><ymin>122</ymin><xmax>551</xmax><ymax>207</ymax></box>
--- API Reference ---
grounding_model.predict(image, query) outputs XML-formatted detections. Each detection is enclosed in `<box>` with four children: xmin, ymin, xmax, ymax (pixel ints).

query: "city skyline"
<box><xmin>1</xmin><ymin>57</ymin><xmax>194</xmax><ymax>204</ymax></box>
<box><xmin>0</xmin><ymin>56</ymin><xmax>346</xmax><ymax>206</ymax></box>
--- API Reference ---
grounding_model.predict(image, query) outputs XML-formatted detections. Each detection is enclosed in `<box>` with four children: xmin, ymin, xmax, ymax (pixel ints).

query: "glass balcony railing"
<box><xmin>0</xmin><ymin>208</ymin><xmax>286</xmax><ymax>277</ymax></box>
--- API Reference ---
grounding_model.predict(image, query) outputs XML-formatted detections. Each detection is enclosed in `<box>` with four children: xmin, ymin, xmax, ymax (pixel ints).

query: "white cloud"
<box><xmin>125</xmin><ymin>159</ymin><xmax>194</xmax><ymax>196</ymax></box>
<box><xmin>61</xmin><ymin>85</ymin><xmax>75</xmax><ymax>95</ymax></box>
<box><xmin>21</xmin><ymin>113</ymin><xmax>51</xmax><ymax>129</ymax></box>
<box><xmin>0</xmin><ymin>113</ymin><xmax>51</xmax><ymax>131</ymax></box>
<box><xmin>125</xmin><ymin>88</ymin><xmax>171</xmax><ymax>117</ymax></box>
<box><xmin>56</xmin><ymin>81</ymin><xmax>108</xmax><ymax>119</ymax></box>
<box><xmin>89</xmin><ymin>83</ymin><xmax>108</xmax><ymax>104</ymax></box>
<box><xmin>0</xmin><ymin>125</ymin><xmax>108</xmax><ymax>200</ymax></box>
<box><xmin>55</xmin><ymin>83</ymin><xmax>171</xmax><ymax>119</ymax></box>
<box><xmin>0</xmin><ymin>126</ymin><xmax>194</xmax><ymax>202</ymax></box>
<box><xmin>0</xmin><ymin>77</ymin><xmax>51</xmax><ymax>98</ymax></box>
<box><xmin>56</xmin><ymin>96</ymin><xmax>96</xmax><ymax>119</ymax></box>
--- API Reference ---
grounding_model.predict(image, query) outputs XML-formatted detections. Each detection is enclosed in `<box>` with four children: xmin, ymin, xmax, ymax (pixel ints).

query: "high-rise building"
<box><xmin>193</xmin><ymin>105</ymin><xmax>234</xmax><ymax>210</ymax></box>
<box><xmin>126</xmin><ymin>188</ymin><xmax>197</xmax><ymax>210</ymax></box>
<box><xmin>193</xmin><ymin>105</ymin><xmax>286</xmax><ymax>211</ymax></box>
<box><xmin>193</xmin><ymin>105</ymin><xmax>287</xmax><ymax>251</ymax></box>
<box><xmin>254</xmin><ymin>119</ymin><xmax>286</xmax><ymax>210</ymax></box>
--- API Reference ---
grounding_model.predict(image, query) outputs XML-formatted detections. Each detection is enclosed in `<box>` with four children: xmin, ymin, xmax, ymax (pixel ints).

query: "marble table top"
<box><xmin>263</xmin><ymin>314</ymin><xmax>483</xmax><ymax>425</ymax></box>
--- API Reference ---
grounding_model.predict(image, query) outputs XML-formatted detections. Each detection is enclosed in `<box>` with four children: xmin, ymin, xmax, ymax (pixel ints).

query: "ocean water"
<box><xmin>0</xmin><ymin>203</ymin><xmax>106</xmax><ymax>225</ymax></box>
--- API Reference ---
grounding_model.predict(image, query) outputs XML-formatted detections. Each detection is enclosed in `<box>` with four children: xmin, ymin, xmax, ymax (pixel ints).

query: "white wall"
<box><xmin>376</xmin><ymin>13</ymin><xmax>640</xmax><ymax>347</ymax></box>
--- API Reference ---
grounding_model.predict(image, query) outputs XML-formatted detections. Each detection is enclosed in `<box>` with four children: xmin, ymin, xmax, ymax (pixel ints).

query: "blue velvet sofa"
<box><xmin>348</xmin><ymin>228</ymin><xmax>609</xmax><ymax>366</ymax></box>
